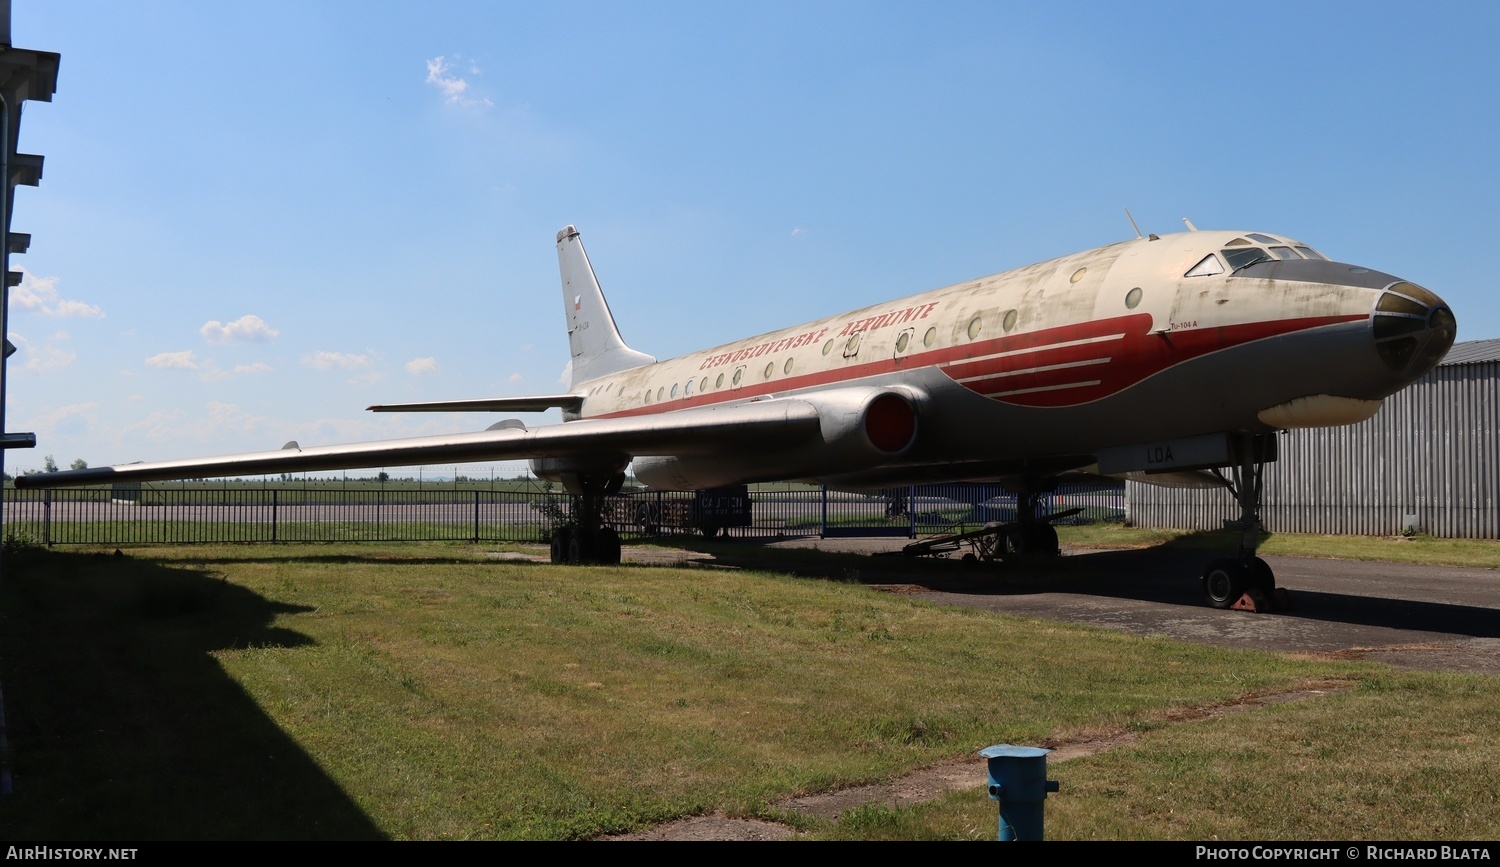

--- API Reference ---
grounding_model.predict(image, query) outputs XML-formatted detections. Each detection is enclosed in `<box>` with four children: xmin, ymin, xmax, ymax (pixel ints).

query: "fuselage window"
<box><xmin>783</xmin><ymin>357</ymin><xmax>795</xmax><ymax>375</ymax></box>
<box><xmin>966</xmin><ymin>315</ymin><xmax>983</xmax><ymax>340</ymax></box>
<box><xmin>923</xmin><ymin>326</ymin><xmax>937</xmax><ymax>348</ymax></box>
<box><xmin>895</xmin><ymin>332</ymin><xmax>910</xmax><ymax>353</ymax></box>
<box><xmin>670</xmin><ymin>383</ymin><xmax>679</xmax><ymax>399</ymax></box>
<box><xmin>715</xmin><ymin>373</ymin><xmax>724</xmax><ymax>389</ymax></box>
<box><xmin>1222</xmin><ymin>247</ymin><xmax>1268</xmax><ymax>271</ymax></box>
<box><xmin>844</xmin><ymin>333</ymin><xmax>862</xmax><ymax>357</ymax></box>
<box><xmin>1070</xmin><ymin>267</ymin><xmax>1087</xmax><ymax>284</ymax></box>
<box><xmin>822</xmin><ymin>339</ymin><xmax>835</xmax><ymax>356</ymax></box>
<box><xmin>684</xmin><ymin>379</ymin><xmax>694</xmax><ymax>396</ymax></box>
<box><xmin>1002</xmin><ymin>309</ymin><xmax>1018</xmax><ymax>332</ymax></box>
<box><xmin>699</xmin><ymin>376</ymin><xmax>709</xmax><ymax>392</ymax></box>
<box><xmin>732</xmin><ymin>368</ymin><xmax>743</xmax><ymax>387</ymax></box>
<box><xmin>1185</xmin><ymin>254</ymin><xmax>1225</xmax><ymax>277</ymax></box>
<box><xmin>656</xmin><ymin>387</ymin><xmax>664</xmax><ymax>402</ymax></box>
<box><xmin>1125</xmin><ymin>287</ymin><xmax>1143</xmax><ymax>309</ymax></box>
<box><xmin>763</xmin><ymin>362</ymin><xmax>774</xmax><ymax>379</ymax></box>
<box><xmin>644</xmin><ymin>389</ymin><xmax>652</xmax><ymax>404</ymax></box>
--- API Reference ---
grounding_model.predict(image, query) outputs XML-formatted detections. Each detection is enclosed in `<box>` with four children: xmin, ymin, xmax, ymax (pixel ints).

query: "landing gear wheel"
<box><xmin>566</xmin><ymin>531</ymin><xmax>585</xmax><ymax>565</ymax></box>
<box><xmin>1034</xmin><ymin>523</ymin><xmax>1059</xmax><ymax>557</ymax></box>
<box><xmin>1002</xmin><ymin>523</ymin><xmax>1059</xmax><ymax>558</ymax></box>
<box><xmin>1247</xmin><ymin>556</ymin><xmax>1276</xmax><ymax>593</ymax></box>
<box><xmin>1203</xmin><ymin>558</ymin><xmax>1246</xmax><ymax>609</ymax></box>
<box><xmin>599</xmin><ymin>527</ymin><xmax>622</xmax><ymax>565</ymax></box>
<box><xmin>550</xmin><ymin>526</ymin><xmax>573</xmax><ymax>565</ymax></box>
<box><xmin>961</xmin><ymin>552</ymin><xmax>978</xmax><ymax>567</ymax></box>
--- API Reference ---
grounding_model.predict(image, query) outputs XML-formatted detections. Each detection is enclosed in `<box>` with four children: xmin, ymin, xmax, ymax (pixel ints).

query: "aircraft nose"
<box><xmin>1371</xmin><ymin>282</ymin><xmax>1457</xmax><ymax>378</ymax></box>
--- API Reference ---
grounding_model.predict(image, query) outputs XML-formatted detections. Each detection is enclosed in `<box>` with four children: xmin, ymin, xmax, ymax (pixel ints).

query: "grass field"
<box><xmin>0</xmin><ymin>535</ymin><xmax>1496</xmax><ymax>840</ymax></box>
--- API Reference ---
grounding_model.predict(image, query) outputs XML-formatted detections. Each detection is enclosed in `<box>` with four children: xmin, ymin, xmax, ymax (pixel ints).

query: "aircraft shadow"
<box><xmin>0</xmin><ymin>548</ymin><xmax>386</xmax><ymax>840</ymax></box>
<box><xmin>669</xmin><ymin>536</ymin><xmax>1500</xmax><ymax>642</ymax></box>
<box><xmin>933</xmin><ymin>545</ymin><xmax>1500</xmax><ymax>642</ymax></box>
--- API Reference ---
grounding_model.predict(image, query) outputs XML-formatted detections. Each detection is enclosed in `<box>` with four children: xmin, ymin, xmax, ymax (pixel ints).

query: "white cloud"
<box><xmin>425</xmin><ymin>55</ymin><xmax>493</xmax><ymax>108</ymax></box>
<box><xmin>233</xmin><ymin>362</ymin><xmax>272</xmax><ymax>374</ymax></box>
<box><xmin>200</xmin><ymin>314</ymin><xmax>279</xmax><ymax>344</ymax></box>
<box><xmin>145</xmin><ymin>350</ymin><xmax>198</xmax><ymax>370</ymax></box>
<box><xmin>11</xmin><ymin>268</ymin><xmax>104</xmax><ymax>318</ymax></box>
<box><xmin>557</xmin><ymin>360</ymin><xmax>572</xmax><ymax>386</ymax></box>
<box><xmin>302</xmin><ymin>350</ymin><xmax>370</xmax><ymax>371</ymax></box>
<box><xmin>122</xmin><ymin>401</ymin><xmax>279</xmax><ymax>445</ymax></box>
<box><xmin>405</xmin><ymin>357</ymin><xmax>439</xmax><ymax>376</ymax></box>
<box><xmin>28</xmin><ymin>401</ymin><xmax>97</xmax><ymax>431</ymax></box>
<box><xmin>790</xmin><ymin>227</ymin><xmax>806</xmax><ymax>237</ymax></box>
<box><xmin>8</xmin><ymin>332</ymin><xmax>76</xmax><ymax>373</ymax></box>
<box><xmin>508</xmin><ymin>372</ymin><xmax>523</xmax><ymax>383</ymax></box>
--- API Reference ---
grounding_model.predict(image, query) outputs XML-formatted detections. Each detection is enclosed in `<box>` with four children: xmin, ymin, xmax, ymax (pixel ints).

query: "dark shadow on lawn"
<box><xmin>0</xmin><ymin>547</ymin><xmax>385</xmax><ymax>840</ymax></box>
<box><xmin>659</xmin><ymin>532</ymin><xmax>1500</xmax><ymax>642</ymax></box>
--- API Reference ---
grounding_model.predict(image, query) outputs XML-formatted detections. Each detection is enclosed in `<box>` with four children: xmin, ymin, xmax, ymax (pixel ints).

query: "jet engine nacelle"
<box><xmin>529</xmin><ymin>454</ymin><xmax>630</xmax><ymax>495</ymax></box>
<box><xmin>633</xmin><ymin>386</ymin><xmax>921</xmax><ymax>490</ymax></box>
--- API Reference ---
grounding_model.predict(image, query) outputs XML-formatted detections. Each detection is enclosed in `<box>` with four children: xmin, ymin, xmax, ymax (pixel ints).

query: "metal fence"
<box><xmin>1</xmin><ymin>482</ymin><xmax>1125</xmax><ymax>547</ymax></box>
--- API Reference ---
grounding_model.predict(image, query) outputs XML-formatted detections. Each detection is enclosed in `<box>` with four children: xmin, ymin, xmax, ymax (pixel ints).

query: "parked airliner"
<box><xmin>18</xmin><ymin>224</ymin><xmax>1456</xmax><ymax>606</ymax></box>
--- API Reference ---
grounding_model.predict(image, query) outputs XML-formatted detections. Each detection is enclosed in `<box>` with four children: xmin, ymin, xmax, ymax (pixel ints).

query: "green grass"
<box><xmin>0</xmin><ymin>541</ymin><xmax>1385</xmax><ymax>841</ymax></box>
<box><xmin>1058</xmin><ymin>524</ymin><xmax>1500</xmax><ymax>569</ymax></box>
<box><xmin>813</xmin><ymin>672</ymin><xmax>1500</xmax><ymax>840</ymax></box>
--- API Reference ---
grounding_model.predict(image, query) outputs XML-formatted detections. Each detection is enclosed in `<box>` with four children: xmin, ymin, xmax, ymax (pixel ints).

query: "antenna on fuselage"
<box><xmin>1182</xmin><ymin>217</ymin><xmax>1199</xmax><ymax>232</ymax></box>
<box><xmin>1124</xmin><ymin>207</ymin><xmax>1143</xmax><ymax>239</ymax></box>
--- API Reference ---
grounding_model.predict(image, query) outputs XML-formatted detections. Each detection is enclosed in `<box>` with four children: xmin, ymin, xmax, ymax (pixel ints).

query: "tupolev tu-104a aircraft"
<box><xmin>18</xmin><ymin>223</ymin><xmax>1456</xmax><ymax>607</ymax></box>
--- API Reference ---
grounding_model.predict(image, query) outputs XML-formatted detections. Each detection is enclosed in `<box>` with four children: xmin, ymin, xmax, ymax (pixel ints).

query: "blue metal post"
<box><xmin>980</xmin><ymin>744</ymin><xmax>1059</xmax><ymax>841</ymax></box>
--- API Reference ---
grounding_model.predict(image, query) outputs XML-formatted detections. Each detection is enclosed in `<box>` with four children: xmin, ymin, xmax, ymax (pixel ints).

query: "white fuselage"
<box><xmin>569</xmin><ymin>229</ymin><xmax>1453</xmax><ymax>489</ymax></box>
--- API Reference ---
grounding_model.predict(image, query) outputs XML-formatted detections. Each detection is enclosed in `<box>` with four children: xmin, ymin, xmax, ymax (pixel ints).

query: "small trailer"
<box><xmin>880</xmin><ymin>508</ymin><xmax>1083</xmax><ymax>563</ymax></box>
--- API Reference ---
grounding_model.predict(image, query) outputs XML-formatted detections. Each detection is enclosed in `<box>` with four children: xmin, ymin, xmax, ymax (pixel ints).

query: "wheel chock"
<box><xmin>1231</xmin><ymin>590</ymin><xmax>1269</xmax><ymax>612</ymax></box>
<box><xmin>1231</xmin><ymin>588</ymin><xmax>1295</xmax><ymax>613</ymax></box>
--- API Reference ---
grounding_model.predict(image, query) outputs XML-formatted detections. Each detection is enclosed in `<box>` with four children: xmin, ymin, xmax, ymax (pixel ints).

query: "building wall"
<box><xmin>1126</xmin><ymin>360</ymin><xmax>1500</xmax><ymax>538</ymax></box>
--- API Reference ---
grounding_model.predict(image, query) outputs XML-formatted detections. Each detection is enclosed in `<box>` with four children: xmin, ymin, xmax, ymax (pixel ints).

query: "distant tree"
<box><xmin>377</xmin><ymin>471</ymin><xmax>389</xmax><ymax>483</ymax></box>
<box><xmin>70</xmin><ymin>458</ymin><xmax>88</xmax><ymax>471</ymax></box>
<box><xmin>43</xmin><ymin>455</ymin><xmax>57</xmax><ymax>473</ymax></box>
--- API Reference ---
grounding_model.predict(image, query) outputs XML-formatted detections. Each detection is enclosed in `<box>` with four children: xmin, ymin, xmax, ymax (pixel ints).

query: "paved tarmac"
<box><xmin>702</xmin><ymin>538</ymin><xmax>1500</xmax><ymax>675</ymax></box>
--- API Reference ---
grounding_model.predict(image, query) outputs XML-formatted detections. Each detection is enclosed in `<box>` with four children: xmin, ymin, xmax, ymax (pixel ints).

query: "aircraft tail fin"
<box><xmin>556</xmin><ymin>225</ymin><xmax>656</xmax><ymax>388</ymax></box>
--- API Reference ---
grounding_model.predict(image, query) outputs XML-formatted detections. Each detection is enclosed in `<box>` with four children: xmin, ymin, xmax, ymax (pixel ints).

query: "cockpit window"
<box><xmin>1295</xmin><ymin>246</ymin><xmax>1326</xmax><ymax>260</ymax></box>
<box><xmin>1222</xmin><ymin>247</ymin><xmax>1269</xmax><ymax>271</ymax></box>
<box><xmin>1247</xmin><ymin>233</ymin><xmax>1280</xmax><ymax>244</ymax></box>
<box><xmin>1185</xmin><ymin>254</ymin><xmax>1225</xmax><ymax>277</ymax></box>
<box><xmin>1269</xmin><ymin>245</ymin><xmax>1301</xmax><ymax>260</ymax></box>
<box><xmin>1224</xmin><ymin>237</ymin><xmax>1253</xmax><ymax>247</ymax></box>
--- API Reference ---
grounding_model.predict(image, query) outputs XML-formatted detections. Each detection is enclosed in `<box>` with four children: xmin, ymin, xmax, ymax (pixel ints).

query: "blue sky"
<box><xmin>5</xmin><ymin>1</ymin><xmax>1497</xmax><ymax>475</ymax></box>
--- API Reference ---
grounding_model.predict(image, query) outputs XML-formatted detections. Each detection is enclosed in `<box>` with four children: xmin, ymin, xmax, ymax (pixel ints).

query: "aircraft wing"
<box><xmin>367</xmin><ymin>394</ymin><xmax>584</xmax><ymax>413</ymax></box>
<box><xmin>14</xmin><ymin>398</ymin><xmax>823</xmax><ymax>489</ymax></box>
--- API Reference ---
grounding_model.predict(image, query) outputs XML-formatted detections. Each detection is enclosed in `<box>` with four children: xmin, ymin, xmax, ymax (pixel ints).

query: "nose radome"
<box><xmin>1372</xmin><ymin>282</ymin><xmax>1457</xmax><ymax>377</ymax></box>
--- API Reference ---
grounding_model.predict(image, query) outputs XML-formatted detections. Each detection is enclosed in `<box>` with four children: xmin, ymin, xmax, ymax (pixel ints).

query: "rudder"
<box><xmin>556</xmin><ymin>225</ymin><xmax>656</xmax><ymax>388</ymax></box>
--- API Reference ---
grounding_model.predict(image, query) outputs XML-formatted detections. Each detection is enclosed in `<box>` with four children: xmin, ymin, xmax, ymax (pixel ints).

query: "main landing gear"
<box><xmin>547</xmin><ymin>474</ymin><xmax>624</xmax><ymax>565</ymax></box>
<box><xmin>1201</xmin><ymin>434</ymin><xmax>1290</xmax><ymax>612</ymax></box>
<box><xmin>1004</xmin><ymin>487</ymin><xmax>1061</xmax><ymax>558</ymax></box>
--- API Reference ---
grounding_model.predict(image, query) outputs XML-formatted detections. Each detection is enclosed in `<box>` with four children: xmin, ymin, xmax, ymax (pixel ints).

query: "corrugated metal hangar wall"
<box><xmin>1125</xmin><ymin>339</ymin><xmax>1500</xmax><ymax>539</ymax></box>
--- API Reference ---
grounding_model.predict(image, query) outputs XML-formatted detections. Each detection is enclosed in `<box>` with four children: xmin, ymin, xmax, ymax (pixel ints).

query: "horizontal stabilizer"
<box><xmin>367</xmin><ymin>395</ymin><xmax>585</xmax><ymax>413</ymax></box>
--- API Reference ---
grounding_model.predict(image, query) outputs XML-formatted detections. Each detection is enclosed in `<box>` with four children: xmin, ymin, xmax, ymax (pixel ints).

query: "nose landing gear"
<box><xmin>1202</xmin><ymin>434</ymin><xmax>1291</xmax><ymax>612</ymax></box>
